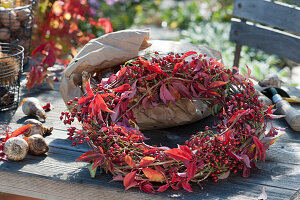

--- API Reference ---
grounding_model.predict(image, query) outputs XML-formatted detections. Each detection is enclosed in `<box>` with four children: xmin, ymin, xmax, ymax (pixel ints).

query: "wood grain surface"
<box><xmin>233</xmin><ymin>0</ymin><xmax>300</xmax><ymax>35</ymax></box>
<box><xmin>0</xmin><ymin>63</ymin><xmax>300</xmax><ymax>199</ymax></box>
<box><xmin>230</xmin><ymin>19</ymin><xmax>300</xmax><ymax>63</ymax></box>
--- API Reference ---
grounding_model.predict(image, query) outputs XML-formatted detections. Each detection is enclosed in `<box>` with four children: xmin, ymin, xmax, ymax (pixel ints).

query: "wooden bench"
<box><xmin>230</xmin><ymin>0</ymin><xmax>300</xmax><ymax>67</ymax></box>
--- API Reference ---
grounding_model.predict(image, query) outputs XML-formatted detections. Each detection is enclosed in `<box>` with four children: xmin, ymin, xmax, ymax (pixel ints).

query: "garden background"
<box><xmin>31</xmin><ymin>0</ymin><xmax>300</xmax><ymax>87</ymax></box>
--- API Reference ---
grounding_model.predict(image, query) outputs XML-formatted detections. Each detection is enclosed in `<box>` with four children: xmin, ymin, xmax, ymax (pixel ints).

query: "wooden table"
<box><xmin>0</xmin><ymin>63</ymin><xmax>300</xmax><ymax>200</ymax></box>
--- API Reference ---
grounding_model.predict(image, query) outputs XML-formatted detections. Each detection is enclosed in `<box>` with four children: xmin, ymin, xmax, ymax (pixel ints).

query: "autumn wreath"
<box><xmin>60</xmin><ymin>51</ymin><xmax>281</xmax><ymax>193</ymax></box>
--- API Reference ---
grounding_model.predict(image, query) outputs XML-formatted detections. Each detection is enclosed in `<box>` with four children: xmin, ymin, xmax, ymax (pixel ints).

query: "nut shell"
<box><xmin>3</xmin><ymin>137</ymin><xmax>29</xmax><ymax>161</ymax></box>
<box><xmin>27</xmin><ymin>134</ymin><xmax>49</xmax><ymax>155</ymax></box>
<box><xmin>0</xmin><ymin>27</ymin><xmax>10</xmax><ymax>40</ymax></box>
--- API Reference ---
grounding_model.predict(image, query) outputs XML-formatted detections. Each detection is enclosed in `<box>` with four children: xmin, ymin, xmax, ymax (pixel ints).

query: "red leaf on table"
<box><xmin>172</xmin><ymin>62</ymin><xmax>183</xmax><ymax>76</ymax></box>
<box><xmin>125</xmin><ymin>155</ymin><xmax>137</xmax><ymax>168</ymax></box>
<box><xmin>112</xmin><ymin>84</ymin><xmax>131</xmax><ymax>93</ymax></box>
<box><xmin>187</xmin><ymin>162</ymin><xmax>197</xmax><ymax>181</ymax></box>
<box><xmin>160</xmin><ymin>84</ymin><xmax>175</xmax><ymax>104</ymax></box>
<box><xmin>180</xmin><ymin>51</ymin><xmax>197</xmax><ymax>59</ymax></box>
<box><xmin>92</xmin><ymin>156</ymin><xmax>105</xmax><ymax>169</ymax></box>
<box><xmin>165</xmin><ymin>147</ymin><xmax>192</xmax><ymax>162</ymax></box>
<box><xmin>182</xmin><ymin>181</ymin><xmax>193</xmax><ymax>192</ymax></box>
<box><xmin>252</xmin><ymin>135</ymin><xmax>266</xmax><ymax>162</ymax></box>
<box><xmin>139</xmin><ymin>156</ymin><xmax>155</xmax><ymax>168</ymax></box>
<box><xmin>142</xmin><ymin>168</ymin><xmax>164</xmax><ymax>182</ymax></box>
<box><xmin>139</xmin><ymin>182</ymin><xmax>155</xmax><ymax>193</ymax></box>
<box><xmin>10</xmin><ymin>124</ymin><xmax>34</xmax><ymax>138</ymax></box>
<box><xmin>75</xmin><ymin>151</ymin><xmax>103</xmax><ymax>162</ymax></box>
<box><xmin>157</xmin><ymin>183</ymin><xmax>170</xmax><ymax>192</ymax></box>
<box><xmin>123</xmin><ymin>170</ymin><xmax>138</xmax><ymax>190</ymax></box>
<box><xmin>242</xmin><ymin>164</ymin><xmax>251</xmax><ymax>178</ymax></box>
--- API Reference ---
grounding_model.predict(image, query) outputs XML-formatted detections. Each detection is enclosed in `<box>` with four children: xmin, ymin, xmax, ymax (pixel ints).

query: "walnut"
<box><xmin>16</xmin><ymin>8</ymin><xmax>31</xmax><ymax>22</ymax></box>
<box><xmin>0</xmin><ymin>27</ymin><xmax>10</xmax><ymax>40</ymax></box>
<box><xmin>0</xmin><ymin>10</ymin><xmax>17</xmax><ymax>27</ymax></box>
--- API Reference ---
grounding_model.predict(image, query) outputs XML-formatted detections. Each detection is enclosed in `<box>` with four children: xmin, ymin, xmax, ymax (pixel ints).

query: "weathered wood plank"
<box><xmin>1</xmin><ymin>146</ymin><xmax>298</xmax><ymax>200</ymax></box>
<box><xmin>233</xmin><ymin>0</ymin><xmax>300</xmax><ymax>34</ymax></box>
<box><xmin>230</xmin><ymin>19</ymin><xmax>300</xmax><ymax>63</ymax></box>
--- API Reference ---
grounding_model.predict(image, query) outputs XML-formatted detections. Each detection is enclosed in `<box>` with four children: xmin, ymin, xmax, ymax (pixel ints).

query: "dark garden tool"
<box><xmin>261</xmin><ymin>87</ymin><xmax>300</xmax><ymax>132</ymax></box>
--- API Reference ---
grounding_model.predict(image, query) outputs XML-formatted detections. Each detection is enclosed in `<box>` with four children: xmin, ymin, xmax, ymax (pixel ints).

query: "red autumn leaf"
<box><xmin>142</xmin><ymin>168</ymin><xmax>164</xmax><ymax>182</ymax></box>
<box><xmin>240</xmin><ymin>154</ymin><xmax>251</xmax><ymax>168</ymax></box>
<box><xmin>41</xmin><ymin>48</ymin><xmax>56</xmax><ymax>67</ymax></box>
<box><xmin>187</xmin><ymin>162</ymin><xmax>197</xmax><ymax>181</ymax></box>
<box><xmin>165</xmin><ymin>148</ymin><xmax>192</xmax><ymax>162</ymax></box>
<box><xmin>243</xmin><ymin>165</ymin><xmax>251</xmax><ymax>178</ymax></box>
<box><xmin>123</xmin><ymin>170</ymin><xmax>138</xmax><ymax>190</ymax></box>
<box><xmin>78</xmin><ymin>96</ymin><xmax>94</xmax><ymax>105</ymax></box>
<box><xmin>172</xmin><ymin>62</ymin><xmax>184</xmax><ymax>76</ymax></box>
<box><xmin>85</xmin><ymin>79</ymin><xmax>94</xmax><ymax>97</ymax></box>
<box><xmin>252</xmin><ymin>135</ymin><xmax>266</xmax><ymax>162</ymax></box>
<box><xmin>179</xmin><ymin>145</ymin><xmax>193</xmax><ymax>160</ymax></box>
<box><xmin>111</xmin><ymin>174</ymin><xmax>124</xmax><ymax>182</ymax></box>
<box><xmin>117</xmin><ymin>67</ymin><xmax>127</xmax><ymax>78</ymax></box>
<box><xmin>180</xmin><ymin>51</ymin><xmax>197</xmax><ymax>59</ymax></box>
<box><xmin>223</xmin><ymin>129</ymin><xmax>233</xmax><ymax>145</ymax></box>
<box><xmin>142</xmin><ymin>97</ymin><xmax>149</xmax><ymax>109</ymax></box>
<box><xmin>100</xmin><ymin>93</ymin><xmax>116</xmax><ymax>99</ymax></box>
<box><xmin>182</xmin><ymin>181</ymin><xmax>193</xmax><ymax>192</ymax></box>
<box><xmin>228</xmin><ymin>110</ymin><xmax>250</xmax><ymax>123</ymax></box>
<box><xmin>112</xmin><ymin>84</ymin><xmax>131</xmax><ymax>93</ymax></box>
<box><xmin>168</xmin><ymin>84</ymin><xmax>181</xmax><ymax>99</ymax></box>
<box><xmin>125</xmin><ymin>155</ymin><xmax>137</xmax><ymax>168</ymax></box>
<box><xmin>139</xmin><ymin>182</ymin><xmax>155</xmax><ymax>193</ymax></box>
<box><xmin>212</xmin><ymin>59</ymin><xmax>225</xmax><ymax>68</ymax></box>
<box><xmin>139</xmin><ymin>156</ymin><xmax>155</xmax><ymax>168</ymax></box>
<box><xmin>157</xmin><ymin>183</ymin><xmax>170</xmax><ymax>192</ymax></box>
<box><xmin>75</xmin><ymin>151</ymin><xmax>103</xmax><ymax>162</ymax></box>
<box><xmin>94</xmin><ymin>93</ymin><xmax>113</xmax><ymax>113</ymax></box>
<box><xmin>172</xmin><ymin>81</ymin><xmax>192</xmax><ymax>100</ymax></box>
<box><xmin>218</xmin><ymin>170</ymin><xmax>230</xmax><ymax>180</ymax></box>
<box><xmin>139</xmin><ymin>57</ymin><xmax>167</xmax><ymax>76</ymax></box>
<box><xmin>32</xmin><ymin>43</ymin><xmax>47</xmax><ymax>57</ymax></box>
<box><xmin>208</xmin><ymin>81</ymin><xmax>228</xmax><ymax>90</ymax></box>
<box><xmin>92</xmin><ymin>156</ymin><xmax>105</xmax><ymax>169</ymax></box>
<box><xmin>160</xmin><ymin>84</ymin><xmax>175</xmax><ymax>104</ymax></box>
<box><xmin>10</xmin><ymin>124</ymin><xmax>35</xmax><ymax>138</ymax></box>
<box><xmin>266</xmin><ymin>105</ymin><xmax>275</xmax><ymax>115</ymax></box>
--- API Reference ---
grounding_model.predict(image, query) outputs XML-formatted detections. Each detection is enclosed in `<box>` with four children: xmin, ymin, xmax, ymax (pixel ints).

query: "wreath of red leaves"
<box><xmin>61</xmin><ymin>51</ymin><xmax>281</xmax><ymax>193</ymax></box>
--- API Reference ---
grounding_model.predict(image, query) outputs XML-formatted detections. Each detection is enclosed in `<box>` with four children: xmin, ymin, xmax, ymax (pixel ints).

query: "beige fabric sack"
<box><xmin>60</xmin><ymin>29</ymin><xmax>222</xmax><ymax>130</ymax></box>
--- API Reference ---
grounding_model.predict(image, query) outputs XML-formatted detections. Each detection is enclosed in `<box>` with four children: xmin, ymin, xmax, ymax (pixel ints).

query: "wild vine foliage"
<box><xmin>61</xmin><ymin>52</ymin><xmax>281</xmax><ymax>193</ymax></box>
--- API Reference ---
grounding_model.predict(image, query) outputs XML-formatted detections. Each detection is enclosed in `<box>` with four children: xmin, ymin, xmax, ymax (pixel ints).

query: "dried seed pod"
<box><xmin>3</xmin><ymin>137</ymin><xmax>28</xmax><ymax>161</ymax></box>
<box><xmin>22</xmin><ymin>97</ymin><xmax>47</xmax><ymax>120</ymax></box>
<box><xmin>0</xmin><ymin>27</ymin><xmax>10</xmax><ymax>40</ymax></box>
<box><xmin>23</xmin><ymin>119</ymin><xmax>53</xmax><ymax>137</ymax></box>
<box><xmin>26</xmin><ymin>134</ymin><xmax>49</xmax><ymax>155</ymax></box>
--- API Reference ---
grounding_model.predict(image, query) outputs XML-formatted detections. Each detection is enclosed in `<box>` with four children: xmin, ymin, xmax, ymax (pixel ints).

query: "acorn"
<box><xmin>22</xmin><ymin>97</ymin><xmax>46</xmax><ymax>120</ymax></box>
<box><xmin>3</xmin><ymin>137</ymin><xmax>28</xmax><ymax>161</ymax></box>
<box><xmin>26</xmin><ymin>134</ymin><xmax>49</xmax><ymax>155</ymax></box>
<box><xmin>23</xmin><ymin>119</ymin><xmax>53</xmax><ymax>137</ymax></box>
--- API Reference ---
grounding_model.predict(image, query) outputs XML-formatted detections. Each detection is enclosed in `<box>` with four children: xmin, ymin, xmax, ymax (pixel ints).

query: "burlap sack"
<box><xmin>60</xmin><ymin>29</ymin><xmax>222</xmax><ymax>130</ymax></box>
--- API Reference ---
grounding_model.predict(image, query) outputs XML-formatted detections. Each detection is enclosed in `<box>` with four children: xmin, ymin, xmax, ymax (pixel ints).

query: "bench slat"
<box><xmin>230</xmin><ymin>19</ymin><xmax>300</xmax><ymax>63</ymax></box>
<box><xmin>233</xmin><ymin>0</ymin><xmax>300</xmax><ymax>35</ymax></box>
